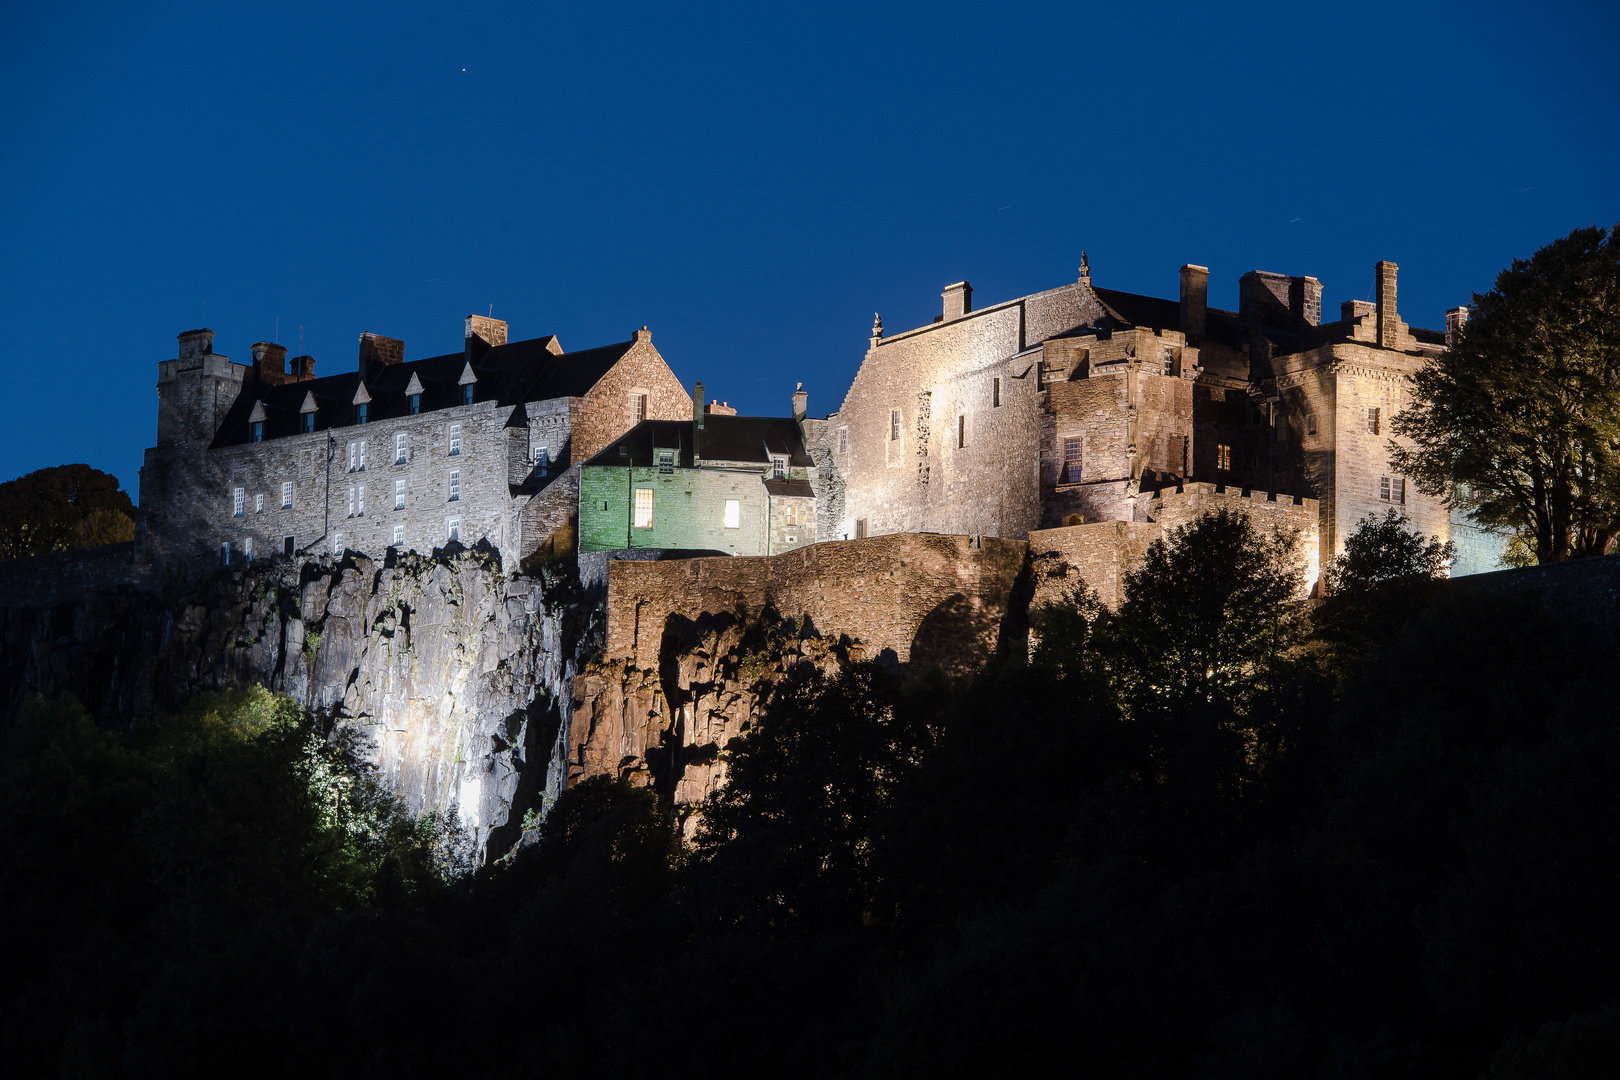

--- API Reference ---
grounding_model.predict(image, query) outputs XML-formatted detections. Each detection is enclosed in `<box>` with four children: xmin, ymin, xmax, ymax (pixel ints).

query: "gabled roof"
<box><xmin>580</xmin><ymin>414</ymin><xmax>815</xmax><ymax>470</ymax></box>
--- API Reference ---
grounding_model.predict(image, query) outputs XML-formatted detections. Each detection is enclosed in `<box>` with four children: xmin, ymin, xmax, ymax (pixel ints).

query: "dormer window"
<box><xmin>302</xmin><ymin>413</ymin><xmax>315</xmax><ymax>433</ymax></box>
<box><xmin>357</xmin><ymin>403</ymin><xmax>368</xmax><ymax>424</ymax></box>
<box><xmin>771</xmin><ymin>455</ymin><xmax>787</xmax><ymax>479</ymax></box>
<box><xmin>409</xmin><ymin>393</ymin><xmax>421</xmax><ymax>415</ymax></box>
<box><xmin>251</xmin><ymin>421</ymin><xmax>264</xmax><ymax>442</ymax></box>
<box><xmin>462</xmin><ymin>384</ymin><xmax>474</xmax><ymax>406</ymax></box>
<box><xmin>658</xmin><ymin>450</ymin><xmax>675</xmax><ymax>474</ymax></box>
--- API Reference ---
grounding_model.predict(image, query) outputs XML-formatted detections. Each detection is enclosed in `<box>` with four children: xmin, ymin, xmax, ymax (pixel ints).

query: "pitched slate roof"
<box><xmin>212</xmin><ymin>334</ymin><xmax>637</xmax><ymax>447</ymax></box>
<box><xmin>580</xmin><ymin>414</ymin><xmax>815</xmax><ymax>470</ymax></box>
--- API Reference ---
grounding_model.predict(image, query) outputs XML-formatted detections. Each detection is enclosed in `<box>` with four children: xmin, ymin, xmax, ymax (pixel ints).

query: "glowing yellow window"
<box><xmin>1217</xmin><ymin>443</ymin><xmax>1232</xmax><ymax>471</ymax></box>
<box><xmin>723</xmin><ymin>499</ymin><xmax>740</xmax><ymax>529</ymax></box>
<box><xmin>633</xmin><ymin>488</ymin><xmax>654</xmax><ymax>529</ymax></box>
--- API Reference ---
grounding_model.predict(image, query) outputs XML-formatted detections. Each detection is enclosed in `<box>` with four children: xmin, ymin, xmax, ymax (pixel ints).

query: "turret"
<box><xmin>156</xmin><ymin>328</ymin><xmax>249</xmax><ymax>447</ymax></box>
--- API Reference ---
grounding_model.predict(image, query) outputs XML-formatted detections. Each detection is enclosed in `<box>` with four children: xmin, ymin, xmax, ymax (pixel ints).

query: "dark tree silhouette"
<box><xmin>0</xmin><ymin>463</ymin><xmax>135</xmax><ymax>559</ymax></box>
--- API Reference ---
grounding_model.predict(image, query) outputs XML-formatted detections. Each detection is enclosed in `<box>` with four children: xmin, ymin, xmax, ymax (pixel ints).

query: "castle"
<box><xmin>138</xmin><ymin>255</ymin><xmax>1506</xmax><ymax>593</ymax></box>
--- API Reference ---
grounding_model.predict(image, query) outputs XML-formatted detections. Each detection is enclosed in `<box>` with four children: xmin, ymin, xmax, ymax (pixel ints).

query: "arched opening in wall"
<box><xmin>1065</xmin><ymin>513</ymin><xmax>1085</xmax><ymax>526</ymax></box>
<box><xmin>910</xmin><ymin>592</ymin><xmax>995</xmax><ymax>679</ymax></box>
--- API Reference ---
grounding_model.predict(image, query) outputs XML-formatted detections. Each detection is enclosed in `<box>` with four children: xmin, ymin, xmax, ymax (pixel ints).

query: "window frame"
<box><xmin>448</xmin><ymin>424</ymin><xmax>462</xmax><ymax>456</ymax></box>
<box><xmin>281</xmin><ymin>480</ymin><xmax>293</xmax><ymax>508</ymax></box>
<box><xmin>409</xmin><ymin>393</ymin><xmax>421</xmax><ymax>415</ymax></box>
<box><xmin>251</xmin><ymin>421</ymin><xmax>263</xmax><ymax>442</ymax></box>
<box><xmin>391</xmin><ymin>524</ymin><xmax>405</xmax><ymax>548</ymax></box>
<box><xmin>255</xmin><ymin>493</ymin><xmax>264</xmax><ymax>514</ymax></box>
<box><xmin>448</xmin><ymin>469</ymin><xmax>461</xmax><ymax>502</ymax></box>
<box><xmin>446</xmin><ymin>517</ymin><xmax>461</xmax><ymax>543</ymax></box>
<box><xmin>890</xmin><ymin>409</ymin><xmax>901</xmax><ymax>441</ymax></box>
<box><xmin>395</xmin><ymin>432</ymin><xmax>408</xmax><ymax>464</ymax></box>
<box><xmin>1367</xmin><ymin>407</ymin><xmax>1380</xmax><ymax>435</ymax></box>
<box><xmin>771</xmin><ymin>455</ymin><xmax>786</xmax><ymax>479</ymax></box>
<box><xmin>302</xmin><ymin>412</ymin><xmax>315</xmax><ymax>434</ymax></box>
<box><xmin>1062</xmin><ymin>436</ymin><xmax>1083</xmax><ymax>483</ymax></box>
<box><xmin>233</xmin><ymin>487</ymin><xmax>245</xmax><ymax>517</ymax></box>
<box><xmin>1216</xmin><ymin>443</ymin><xmax>1232</xmax><ymax>471</ymax></box>
<box><xmin>723</xmin><ymin>499</ymin><xmax>741</xmax><ymax>529</ymax></box>
<box><xmin>992</xmin><ymin>377</ymin><xmax>1002</xmax><ymax>408</ymax></box>
<box><xmin>394</xmin><ymin>478</ymin><xmax>406</xmax><ymax>510</ymax></box>
<box><xmin>657</xmin><ymin>450</ymin><xmax>675</xmax><ymax>475</ymax></box>
<box><xmin>356</xmin><ymin>402</ymin><xmax>368</xmax><ymax>425</ymax></box>
<box><xmin>633</xmin><ymin>488</ymin><xmax>654</xmax><ymax>529</ymax></box>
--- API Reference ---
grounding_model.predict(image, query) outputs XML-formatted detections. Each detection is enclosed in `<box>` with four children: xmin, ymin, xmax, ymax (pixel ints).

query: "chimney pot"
<box><xmin>290</xmin><ymin>355</ymin><xmax>316</xmax><ymax>379</ymax></box>
<box><xmin>251</xmin><ymin>341</ymin><xmax>289</xmax><ymax>381</ymax></box>
<box><xmin>942</xmin><ymin>281</ymin><xmax>973</xmax><ymax>321</ymax></box>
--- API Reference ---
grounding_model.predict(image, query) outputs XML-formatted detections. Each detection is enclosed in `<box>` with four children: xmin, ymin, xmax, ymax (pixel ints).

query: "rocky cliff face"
<box><xmin>0</xmin><ymin>549</ymin><xmax>599</xmax><ymax>861</ymax></box>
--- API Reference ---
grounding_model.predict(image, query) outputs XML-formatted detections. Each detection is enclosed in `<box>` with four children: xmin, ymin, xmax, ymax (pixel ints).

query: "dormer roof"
<box><xmin>299</xmin><ymin>390</ymin><xmax>319</xmax><ymax>413</ymax></box>
<box><xmin>352</xmin><ymin>381</ymin><xmax>372</xmax><ymax>405</ymax></box>
<box><xmin>248</xmin><ymin>401</ymin><xmax>268</xmax><ymax>423</ymax></box>
<box><xmin>404</xmin><ymin>372</ymin><xmax>425</xmax><ymax>397</ymax></box>
<box><xmin>458</xmin><ymin>361</ymin><xmax>477</xmax><ymax>385</ymax></box>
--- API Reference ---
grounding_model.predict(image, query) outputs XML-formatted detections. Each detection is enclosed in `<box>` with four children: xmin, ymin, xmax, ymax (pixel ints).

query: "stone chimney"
<box><xmin>359</xmin><ymin>332</ymin><xmax>404</xmax><ymax>370</ymax></box>
<box><xmin>1445</xmin><ymin>305</ymin><xmax>1469</xmax><ymax>347</ymax></box>
<box><xmin>177</xmin><ymin>328</ymin><xmax>214</xmax><ymax>361</ymax></box>
<box><xmin>693</xmin><ymin>381</ymin><xmax>705</xmax><ymax>430</ymax></box>
<box><xmin>465</xmin><ymin>314</ymin><xmax>508</xmax><ymax>363</ymax></box>
<box><xmin>634</xmin><ymin>325</ymin><xmax>652</xmax><ymax>344</ymax></box>
<box><xmin>706</xmin><ymin>400</ymin><xmax>737</xmax><ymax>416</ymax></box>
<box><xmin>290</xmin><ymin>355</ymin><xmax>316</xmax><ymax>380</ymax></box>
<box><xmin>1295</xmin><ymin>277</ymin><xmax>1323</xmax><ymax>327</ymax></box>
<box><xmin>251</xmin><ymin>341</ymin><xmax>288</xmax><ymax>382</ymax></box>
<box><xmin>1341</xmin><ymin>299</ymin><xmax>1375</xmax><ymax>322</ymax></box>
<box><xmin>1179</xmin><ymin>265</ymin><xmax>1208</xmax><ymax>338</ymax></box>
<box><xmin>1375</xmin><ymin>261</ymin><xmax>1400</xmax><ymax>348</ymax></box>
<box><xmin>942</xmin><ymin>281</ymin><xmax>973</xmax><ymax>321</ymax></box>
<box><xmin>792</xmin><ymin>382</ymin><xmax>808</xmax><ymax>422</ymax></box>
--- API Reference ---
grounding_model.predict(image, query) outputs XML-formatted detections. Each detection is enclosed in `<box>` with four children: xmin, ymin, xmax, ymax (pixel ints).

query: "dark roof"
<box><xmin>212</xmin><ymin>334</ymin><xmax>637</xmax><ymax>447</ymax></box>
<box><xmin>1092</xmin><ymin>287</ymin><xmax>1182</xmax><ymax>333</ymax></box>
<box><xmin>1410</xmin><ymin>325</ymin><xmax>1446</xmax><ymax>346</ymax></box>
<box><xmin>764</xmin><ymin>479</ymin><xmax>815</xmax><ymax>498</ymax></box>
<box><xmin>581</xmin><ymin>414</ymin><xmax>815</xmax><ymax>470</ymax></box>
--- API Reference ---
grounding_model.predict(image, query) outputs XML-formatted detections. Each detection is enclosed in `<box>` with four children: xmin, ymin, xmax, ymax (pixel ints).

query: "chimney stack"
<box><xmin>942</xmin><ymin>281</ymin><xmax>973</xmax><ymax>321</ymax></box>
<box><xmin>792</xmin><ymin>382</ymin><xmax>807</xmax><ymax>422</ymax></box>
<box><xmin>251</xmin><ymin>341</ymin><xmax>288</xmax><ymax>382</ymax></box>
<box><xmin>359</xmin><ymin>332</ymin><xmax>404</xmax><ymax>371</ymax></box>
<box><xmin>693</xmin><ymin>381</ymin><xmax>705</xmax><ymax>429</ymax></box>
<box><xmin>177</xmin><ymin>328</ymin><xmax>214</xmax><ymax>361</ymax></box>
<box><xmin>1179</xmin><ymin>265</ymin><xmax>1208</xmax><ymax>338</ymax></box>
<box><xmin>1445</xmin><ymin>305</ymin><xmax>1469</xmax><ymax>347</ymax></box>
<box><xmin>464</xmin><ymin>314</ymin><xmax>508</xmax><ymax>364</ymax></box>
<box><xmin>1375</xmin><ymin>261</ymin><xmax>1400</xmax><ymax>348</ymax></box>
<box><xmin>290</xmin><ymin>355</ymin><xmax>316</xmax><ymax>380</ymax></box>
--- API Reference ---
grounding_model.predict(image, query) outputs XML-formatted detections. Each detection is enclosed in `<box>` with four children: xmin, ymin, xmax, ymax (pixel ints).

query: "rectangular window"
<box><xmin>255</xmin><ymin>493</ymin><xmax>264</xmax><ymax>514</ymax></box>
<box><xmin>838</xmin><ymin>428</ymin><xmax>848</xmax><ymax>454</ymax></box>
<box><xmin>251</xmin><ymin>421</ymin><xmax>263</xmax><ymax>442</ymax></box>
<box><xmin>1380</xmin><ymin>476</ymin><xmax>1391</xmax><ymax>501</ymax></box>
<box><xmin>890</xmin><ymin>409</ymin><xmax>901</xmax><ymax>441</ymax></box>
<box><xmin>448</xmin><ymin>470</ymin><xmax>460</xmax><ymax>501</ymax></box>
<box><xmin>1393</xmin><ymin>477</ymin><xmax>1405</xmax><ymax>504</ymax></box>
<box><xmin>1163</xmin><ymin>348</ymin><xmax>1175</xmax><ymax>377</ymax></box>
<box><xmin>392</xmin><ymin>524</ymin><xmax>404</xmax><ymax>547</ymax></box>
<box><xmin>1307</xmin><ymin>414</ymin><xmax>1318</xmax><ymax>436</ymax></box>
<box><xmin>1062</xmin><ymin>436</ymin><xmax>1082</xmax><ymax>482</ymax></box>
<box><xmin>771</xmin><ymin>456</ymin><xmax>786</xmax><ymax>479</ymax></box>
<box><xmin>244</xmin><ymin>536</ymin><xmax>253</xmax><ymax>562</ymax></box>
<box><xmin>992</xmin><ymin>377</ymin><xmax>1002</xmax><ymax>408</ymax></box>
<box><xmin>356</xmin><ymin>402</ymin><xmax>368</xmax><ymax>425</ymax></box>
<box><xmin>724</xmin><ymin>499</ymin><xmax>740</xmax><ymax>529</ymax></box>
<box><xmin>855</xmin><ymin>518</ymin><xmax>867</xmax><ymax>539</ymax></box>
<box><xmin>347</xmin><ymin>487</ymin><xmax>355</xmax><ymax>517</ymax></box>
<box><xmin>1217</xmin><ymin>443</ymin><xmax>1232</xmax><ymax>471</ymax></box>
<box><xmin>221</xmin><ymin>542</ymin><xmax>230</xmax><ymax>566</ymax></box>
<box><xmin>233</xmin><ymin>487</ymin><xmax>245</xmax><ymax>517</ymax></box>
<box><xmin>449</xmin><ymin>424</ymin><xmax>462</xmax><ymax>455</ymax></box>
<box><xmin>358</xmin><ymin>440</ymin><xmax>366</xmax><ymax>469</ymax></box>
<box><xmin>533</xmin><ymin>445</ymin><xmax>549</xmax><ymax>473</ymax></box>
<box><xmin>957</xmin><ymin>414</ymin><xmax>967</xmax><ymax>449</ymax></box>
<box><xmin>302</xmin><ymin>412</ymin><xmax>315</xmax><ymax>433</ymax></box>
<box><xmin>348</xmin><ymin>443</ymin><xmax>357</xmax><ymax>471</ymax></box>
<box><xmin>281</xmin><ymin>481</ymin><xmax>293</xmax><ymax>508</ymax></box>
<box><xmin>357</xmin><ymin>484</ymin><xmax>365</xmax><ymax>515</ymax></box>
<box><xmin>396</xmin><ymin>432</ymin><xmax>408</xmax><ymax>463</ymax></box>
<box><xmin>462</xmin><ymin>383</ymin><xmax>474</xmax><ymax>405</ymax></box>
<box><xmin>657</xmin><ymin>450</ymin><xmax>675</xmax><ymax>475</ymax></box>
<box><xmin>409</xmin><ymin>394</ymin><xmax>421</xmax><ymax>415</ymax></box>
<box><xmin>446</xmin><ymin>518</ymin><xmax>461</xmax><ymax>542</ymax></box>
<box><xmin>333</xmin><ymin>532</ymin><xmax>344</xmax><ymax>555</ymax></box>
<box><xmin>634</xmin><ymin>488</ymin><xmax>654</xmax><ymax>529</ymax></box>
<box><xmin>1367</xmin><ymin>407</ymin><xmax>1379</xmax><ymax>434</ymax></box>
<box><xmin>784</xmin><ymin>503</ymin><xmax>799</xmax><ymax>526</ymax></box>
<box><xmin>283</xmin><ymin>535</ymin><xmax>295</xmax><ymax>557</ymax></box>
<box><xmin>394</xmin><ymin>478</ymin><xmax>406</xmax><ymax>509</ymax></box>
<box><xmin>632</xmin><ymin>393</ymin><xmax>648</xmax><ymax>421</ymax></box>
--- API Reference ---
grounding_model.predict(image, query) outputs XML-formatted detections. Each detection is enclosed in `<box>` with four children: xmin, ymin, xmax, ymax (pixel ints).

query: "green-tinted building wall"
<box><xmin>579</xmin><ymin>465</ymin><xmax>770</xmax><ymax>554</ymax></box>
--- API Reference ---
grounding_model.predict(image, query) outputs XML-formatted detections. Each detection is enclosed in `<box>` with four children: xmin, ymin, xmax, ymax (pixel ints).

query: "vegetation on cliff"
<box><xmin>2</xmin><ymin>513</ymin><xmax>1617</xmax><ymax>1078</ymax></box>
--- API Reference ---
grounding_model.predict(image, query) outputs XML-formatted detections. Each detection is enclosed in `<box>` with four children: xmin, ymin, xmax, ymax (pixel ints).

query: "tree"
<box><xmin>1391</xmin><ymin>225</ymin><xmax>1620</xmax><ymax>563</ymax></box>
<box><xmin>0</xmin><ymin>464</ymin><xmax>136</xmax><ymax>559</ymax></box>
<box><xmin>1323</xmin><ymin>508</ymin><xmax>1452</xmax><ymax>597</ymax></box>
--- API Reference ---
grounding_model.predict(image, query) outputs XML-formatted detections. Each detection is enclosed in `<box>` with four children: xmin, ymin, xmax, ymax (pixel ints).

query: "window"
<box><xmin>449</xmin><ymin>424</ymin><xmax>461</xmax><ymax>455</ymax></box>
<box><xmin>1163</xmin><ymin>348</ymin><xmax>1175</xmax><ymax>377</ymax></box>
<box><xmin>251</xmin><ymin>421</ymin><xmax>263</xmax><ymax>442</ymax></box>
<box><xmin>333</xmin><ymin>532</ymin><xmax>344</xmax><ymax>555</ymax></box>
<box><xmin>618</xmin><ymin>444</ymin><xmax>628</xmax><ymax>456</ymax></box>
<box><xmin>855</xmin><ymin>518</ymin><xmax>867</xmax><ymax>539</ymax></box>
<box><xmin>1367</xmin><ymin>407</ymin><xmax>1379</xmax><ymax>434</ymax></box>
<box><xmin>409</xmin><ymin>393</ymin><xmax>421</xmax><ymax>415</ymax></box>
<box><xmin>281</xmin><ymin>481</ymin><xmax>293</xmax><ymax>508</ymax></box>
<box><xmin>771</xmin><ymin>455</ymin><xmax>786</xmax><ymax>479</ymax></box>
<box><xmin>634</xmin><ymin>488</ymin><xmax>654</xmax><ymax>528</ymax></box>
<box><xmin>1062</xmin><ymin>436</ymin><xmax>1082</xmax><ymax>483</ymax></box>
<box><xmin>244</xmin><ymin>536</ymin><xmax>253</xmax><ymax>562</ymax></box>
<box><xmin>255</xmin><ymin>493</ymin><xmax>264</xmax><ymax>514</ymax></box>
<box><xmin>1272</xmin><ymin>414</ymin><xmax>1286</xmax><ymax>442</ymax></box>
<box><xmin>890</xmin><ymin>409</ymin><xmax>901</xmax><ymax>441</ymax></box>
<box><xmin>838</xmin><ymin>428</ymin><xmax>848</xmax><ymax>454</ymax></box>
<box><xmin>446</xmin><ymin>518</ymin><xmax>461</xmax><ymax>543</ymax></box>
<box><xmin>394</xmin><ymin>478</ymin><xmax>406</xmax><ymax>509</ymax></box>
<box><xmin>462</xmin><ymin>384</ymin><xmax>474</xmax><ymax>406</ymax></box>
<box><xmin>347</xmin><ymin>487</ymin><xmax>355</xmax><ymax>517</ymax></box>
<box><xmin>658</xmin><ymin>450</ymin><xmax>675</xmax><ymax>475</ymax></box>
<box><xmin>533</xmin><ymin>445</ymin><xmax>549</xmax><ymax>474</ymax></box>
<box><xmin>221</xmin><ymin>542</ymin><xmax>230</xmax><ymax>566</ymax></box>
<box><xmin>395</xmin><ymin>432</ymin><xmax>408</xmax><ymax>463</ymax></box>
<box><xmin>631</xmin><ymin>393</ymin><xmax>648</xmax><ymax>421</ymax></box>
<box><xmin>448</xmin><ymin>470</ymin><xmax>461</xmax><ymax>501</ymax></box>
<box><xmin>302</xmin><ymin>412</ymin><xmax>315</xmax><ymax>433</ymax></box>
<box><xmin>1307</xmin><ymin>414</ymin><xmax>1318</xmax><ymax>436</ymax></box>
<box><xmin>357</xmin><ymin>484</ymin><xmax>365</xmax><ymax>515</ymax></box>
<box><xmin>392</xmin><ymin>524</ymin><xmax>404</xmax><ymax>547</ymax></box>
<box><xmin>283</xmin><ymin>535</ymin><xmax>295</xmax><ymax>557</ymax></box>
<box><xmin>784</xmin><ymin>503</ymin><xmax>799</xmax><ymax>526</ymax></box>
<box><xmin>356</xmin><ymin>402</ymin><xmax>368</xmax><ymax>425</ymax></box>
<box><xmin>348</xmin><ymin>442</ymin><xmax>357</xmax><ymax>471</ymax></box>
<box><xmin>992</xmin><ymin>377</ymin><xmax>1002</xmax><ymax>408</ymax></box>
<box><xmin>233</xmin><ymin>487</ymin><xmax>245</xmax><ymax>517</ymax></box>
<box><xmin>1217</xmin><ymin>443</ymin><xmax>1232</xmax><ymax>471</ymax></box>
<box><xmin>1380</xmin><ymin>476</ymin><xmax>1406</xmax><ymax>504</ymax></box>
<box><xmin>358</xmin><ymin>440</ymin><xmax>366</xmax><ymax>470</ymax></box>
<box><xmin>724</xmin><ymin>499</ymin><xmax>740</xmax><ymax>529</ymax></box>
<box><xmin>957</xmin><ymin>415</ymin><xmax>967</xmax><ymax>449</ymax></box>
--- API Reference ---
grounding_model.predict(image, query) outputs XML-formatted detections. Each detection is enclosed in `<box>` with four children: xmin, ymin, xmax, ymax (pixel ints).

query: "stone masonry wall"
<box><xmin>567</xmin><ymin>336</ymin><xmax>692</xmax><ymax>465</ymax></box>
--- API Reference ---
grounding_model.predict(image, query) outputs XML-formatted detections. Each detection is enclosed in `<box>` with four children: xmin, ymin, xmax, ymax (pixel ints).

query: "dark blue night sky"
<box><xmin>2</xmin><ymin>0</ymin><xmax>1615</xmax><ymax>500</ymax></box>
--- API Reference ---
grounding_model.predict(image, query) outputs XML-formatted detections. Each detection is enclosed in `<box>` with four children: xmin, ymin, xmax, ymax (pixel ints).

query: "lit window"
<box><xmin>890</xmin><ymin>409</ymin><xmax>900</xmax><ymax>441</ymax></box>
<box><xmin>1062</xmin><ymin>437</ymin><xmax>1082</xmax><ymax>483</ymax></box>
<box><xmin>255</xmin><ymin>493</ymin><xmax>264</xmax><ymax>514</ymax></box>
<box><xmin>356</xmin><ymin>402</ymin><xmax>368</xmax><ymax>424</ymax></box>
<box><xmin>771</xmin><ymin>456</ymin><xmax>786</xmax><ymax>479</ymax></box>
<box><xmin>446</xmin><ymin>518</ymin><xmax>461</xmax><ymax>543</ymax></box>
<box><xmin>1217</xmin><ymin>443</ymin><xmax>1232</xmax><ymax>471</ymax></box>
<box><xmin>462</xmin><ymin>383</ymin><xmax>474</xmax><ymax>405</ymax></box>
<box><xmin>251</xmin><ymin>421</ymin><xmax>263</xmax><ymax>442</ymax></box>
<box><xmin>396</xmin><ymin>432</ymin><xmax>408</xmax><ymax>463</ymax></box>
<box><xmin>784</xmin><ymin>503</ymin><xmax>799</xmax><ymax>526</ymax></box>
<box><xmin>449</xmin><ymin>424</ymin><xmax>462</xmax><ymax>455</ymax></box>
<box><xmin>658</xmin><ymin>450</ymin><xmax>675</xmax><ymax>475</ymax></box>
<box><xmin>392</xmin><ymin>524</ymin><xmax>404</xmax><ymax>547</ymax></box>
<box><xmin>394</xmin><ymin>478</ymin><xmax>406</xmax><ymax>509</ymax></box>
<box><xmin>281</xmin><ymin>481</ymin><xmax>293</xmax><ymax>508</ymax></box>
<box><xmin>634</xmin><ymin>488</ymin><xmax>654</xmax><ymax>529</ymax></box>
<box><xmin>221</xmin><ymin>542</ymin><xmax>230</xmax><ymax>566</ymax></box>
<box><xmin>723</xmin><ymin>499</ymin><xmax>740</xmax><ymax>529</ymax></box>
<box><xmin>244</xmin><ymin>536</ymin><xmax>253</xmax><ymax>562</ymax></box>
<box><xmin>448</xmin><ymin>470</ymin><xmax>460</xmax><ymax>501</ymax></box>
<box><xmin>233</xmin><ymin>488</ymin><xmax>245</xmax><ymax>517</ymax></box>
<box><xmin>1367</xmin><ymin>408</ymin><xmax>1379</xmax><ymax>434</ymax></box>
<box><xmin>409</xmin><ymin>393</ymin><xmax>421</xmax><ymax>415</ymax></box>
<box><xmin>357</xmin><ymin>484</ymin><xmax>365</xmax><ymax>515</ymax></box>
<box><xmin>992</xmin><ymin>377</ymin><xmax>1002</xmax><ymax>408</ymax></box>
<box><xmin>302</xmin><ymin>412</ymin><xmax>315</xmax><ymax>433</ymax></box>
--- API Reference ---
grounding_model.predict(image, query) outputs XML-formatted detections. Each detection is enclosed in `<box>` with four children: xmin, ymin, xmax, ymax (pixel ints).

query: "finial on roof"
<box><xmin>870</xmin><ymin>312</ymin><xmax>884</xmax><ymax>345</ymax></box>
<box><xmin>1079</xmin><ymin>252</ymin><xmax>1090</xmax><ymax>283</ymax></box>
